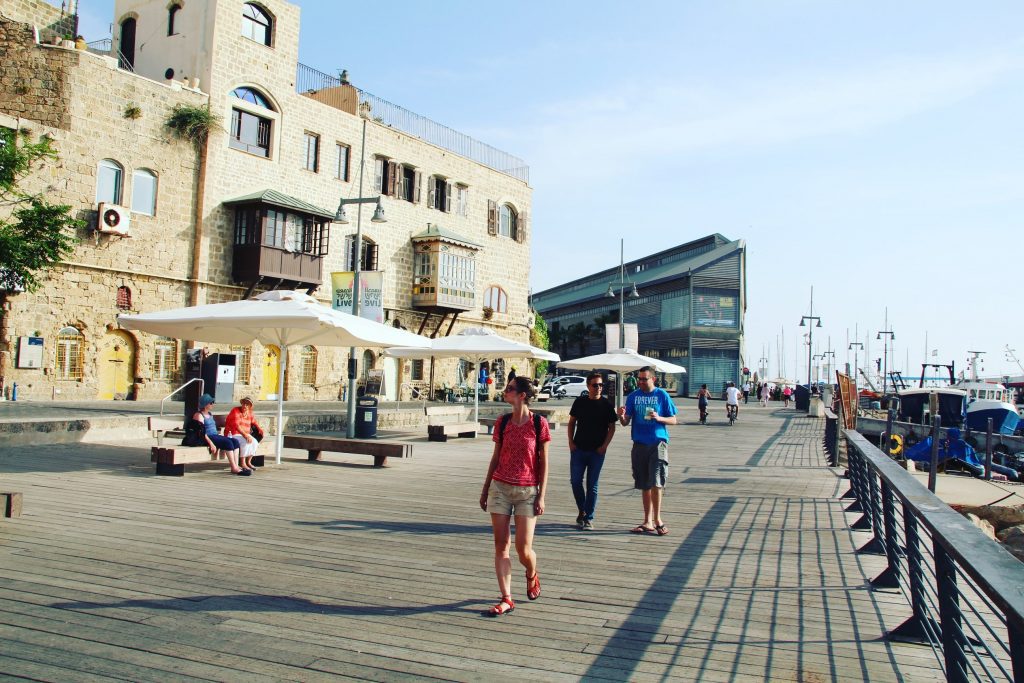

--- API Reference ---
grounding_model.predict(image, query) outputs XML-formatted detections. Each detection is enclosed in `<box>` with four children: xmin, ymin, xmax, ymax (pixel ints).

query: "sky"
<box><xmin>74</xmin><ymin>1</ymin><xmax>1024</xmax><ymax>381</ymax></box>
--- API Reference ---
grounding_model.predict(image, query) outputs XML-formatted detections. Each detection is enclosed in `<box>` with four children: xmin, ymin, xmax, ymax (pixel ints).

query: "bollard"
<box><xmin>11</xmin><ymin>382</ymin><xmax>17</xmax><ymax>402</ymax></box>
<box><xmin>883</xmin><ymin>409</ymin><xmax>895</xmax><ymax>458</ymax></box>
<box><xmin>928</xmin><ymin>414</ymin><xmax>942</xmax><ymax>493</ymax></box>
<box><xmin>985</xmin><ymin>418</ymin><xmax>993</xmax><ymax>481</ymax></box>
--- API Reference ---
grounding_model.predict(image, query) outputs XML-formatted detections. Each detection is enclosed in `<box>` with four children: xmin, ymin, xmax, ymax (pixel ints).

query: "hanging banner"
<box><xmin>331</xmin><ymin>271</ymin><xmax>385</xmax><ymax>323</ymax></box>
<box><xmin>605</xmin><ymin>323</ymin><xmax>638</xmax><ymax>352</ymax></box>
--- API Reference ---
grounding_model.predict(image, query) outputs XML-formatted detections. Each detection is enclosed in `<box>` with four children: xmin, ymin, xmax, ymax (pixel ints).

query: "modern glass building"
<box><xmin>532</xmin><ymin>234</ymin><xmax>746</xmax><ymax>396</ymax></box>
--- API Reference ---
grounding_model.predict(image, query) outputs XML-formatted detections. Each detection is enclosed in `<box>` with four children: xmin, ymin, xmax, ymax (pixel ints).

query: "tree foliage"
<box><xmin>0</xmin><ymin>129</ymin><xmax>81</xmax><ymax>292</ymax></box>
<box><xmin>530</xmin><ymin>311</ymin><xmax>549</xmax><ymax>378</ymax></box>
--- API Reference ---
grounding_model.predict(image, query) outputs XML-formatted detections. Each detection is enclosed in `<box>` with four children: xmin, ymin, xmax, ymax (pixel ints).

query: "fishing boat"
<box><xmin>956</xmin><ymin>353</ymin><xmax>1020</xmax><ymax>435</ymax></box>
<box><xmin>896</xmin><ymin>387</ymin><xmax>966</xmax><ymax>427</ymax></box>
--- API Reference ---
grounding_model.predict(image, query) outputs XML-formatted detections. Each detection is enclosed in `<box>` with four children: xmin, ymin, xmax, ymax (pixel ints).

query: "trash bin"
<box><xmin>355</xmin><ymin>396</ymin><xmax>378</xmax><ymax>438</ymax></box>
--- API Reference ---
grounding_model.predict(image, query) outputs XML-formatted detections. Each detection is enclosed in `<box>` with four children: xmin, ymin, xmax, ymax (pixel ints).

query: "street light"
<box><xmin>848</xmin><ymin>341</ymin><xmax>864</xmax><ymax>383</ymax></box>
<box><xmin>877</xmin><ymin>308</ymin><xmax>895</xmax><ymax>396</ymax></box>
<box><xmin>606</xmin><ymin>237</ymin><xmax>639</xmax><ymax>406</ymax></box>
<box><xmin>334</xmin><ymin>99</ymin><xmax>388</xmax><ymax>438</ymax></box>
<box><xmin>822</xmin><ymin>349</ymin><xmax>836</xmax><ymax>384</ymax></box>
<box><xmin>799</xmin><ymin>287</ymin><xmax>822</xmax><ymax>392</ymax></box>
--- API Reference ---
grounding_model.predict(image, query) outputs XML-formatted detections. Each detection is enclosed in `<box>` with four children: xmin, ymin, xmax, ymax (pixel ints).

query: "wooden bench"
<box><xmin>479</xmin><ymin>416</ymin><xmax>560</xmax><ymax>435</ymax></box>
<box><xmin>424</xmin><ymin>405</ymin><xmax>478</xmax><ymax>442</ymax></box>
<box><xmin>1</xmin><ymin>492</ymin><xmax>22</xmax><ymax>518</ymax></box>
<box><xmin>148</xmin><ymin>414</ymin><xmax>270</xmax><ymax>476</ymax></box>
<box><xmin>282</xmin><ymin>435</ymin><xmax>412</xmax><ymax>467</ymax></box>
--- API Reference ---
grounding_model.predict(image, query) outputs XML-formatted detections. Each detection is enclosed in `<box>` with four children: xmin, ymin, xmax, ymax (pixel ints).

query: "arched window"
<box><xmin>116</xmin><ymin>285</ymin><xmax>132</xmax><ymax>310</ymax></box>
<box><xmin>361</xmin><ymin>350</ymin><xmax>375</xmax><ymax>381</ymax></box>
<box><xmin>167</xmin><ymin>4</ymin><xmax>181</xmax><ymax>35</ymax></box>
<box><xmin>499</xmin><ymin>204</ymin><xmax>517</xmax><ymax>239</ymax></box>
<box><xmin>484</xmin><ymin>286</ymin><xmax>508</xmax><ymax>313</ymax></box>
<box><xmin>118</xmin><ymin>17</ymin><xmax>136</xmax><ymax>70</ymax></box>
<box><xmin>96</xmin><ymin>159</ymin><xmax>123</xmax><ymax>204</ymax></box>
<box><xmin>153</xmin><ymin>339</ymin><xmax>177</xmax><ymax>381</ymax></box>
<box><xmin>55</xmin><ymin>326</ymin><xmax>84</xmax><ymax>381</ymax></box>
<box><xmin>299</xmin><ymin>345</ymin><xmax>317</xmax><ymax>385</ymax></box>
<box><xmin>131</xmin><ymin>169</ymin><xmax>157</xmax><ymax>215</ymax></box>
<box><xmin>241</xmin><ymin>3</ymin><xmax>272</xmax><ymax>46</ymax></box>
<box><xmin>230</xmin><ymin>87</ymin><xmax>274</xmax><ymax>158</ymax></box>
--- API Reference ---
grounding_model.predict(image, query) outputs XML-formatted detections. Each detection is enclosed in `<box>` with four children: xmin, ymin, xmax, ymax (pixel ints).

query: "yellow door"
<box><xmin>97</xmin><ymin>330</ymin><xmax>135</xmax><ymax>400</ymax></box>
<box><xmin>261</xmin><ymin>345</ymin><xmax>280</xmax><ymax>399</ymax></box>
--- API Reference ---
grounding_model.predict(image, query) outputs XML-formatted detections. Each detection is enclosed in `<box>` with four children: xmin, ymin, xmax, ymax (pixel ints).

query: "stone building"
<box><xmin>0</xmin><ymin>0</ymin><xmax>533</xmax><ymax>402</ymax></box>
<box><xmin>532</xmin><ymin>234</ymin><xmax>747</xmax><ymax>396</ymax></box>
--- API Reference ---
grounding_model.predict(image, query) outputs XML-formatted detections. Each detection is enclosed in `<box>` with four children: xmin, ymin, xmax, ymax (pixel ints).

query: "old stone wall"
<box><xmin>0</xmin><ymin>0</ymin><xmax>74</xmax><ymax>42</ymax></box>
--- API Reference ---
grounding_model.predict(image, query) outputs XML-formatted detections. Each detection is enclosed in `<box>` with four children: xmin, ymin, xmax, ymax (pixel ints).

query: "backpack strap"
<box><xmin>499</xmin><ymin>412</ymin><xmax>543</xmax><ymax>445</ymax></box>
<box><xmin>533</xmin><ymin>413</ymin><xmax>542</xmax><ymax>443</ymax></box>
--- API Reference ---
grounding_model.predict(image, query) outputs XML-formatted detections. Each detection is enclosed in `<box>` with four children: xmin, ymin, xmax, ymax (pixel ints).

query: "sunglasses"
<box><xmin>590</xmin><ymin>383</ymin><xmax>604</xmax><ymax>387</ymax></box>
<box><xmin>503</xmin><ymin>386</ymin><xmax>519</xmax><ymax>393</ymax></box>
<box><xmin>638</xmin><ymin>376</ymin><xmax>654</xmax><ymax>381</ymax></box>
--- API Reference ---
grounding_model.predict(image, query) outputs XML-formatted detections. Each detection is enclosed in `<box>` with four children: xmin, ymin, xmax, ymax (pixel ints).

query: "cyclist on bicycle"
<box><xmin>725</xmin><ymin>382</ymin><xmax>741</xmax><ymax>421</ymax></box>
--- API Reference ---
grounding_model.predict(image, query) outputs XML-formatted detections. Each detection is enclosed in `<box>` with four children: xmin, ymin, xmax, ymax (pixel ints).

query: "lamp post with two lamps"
<box><xmin>848</xmin><ymin>341</ymin><xmax>864</xmax><ymax>384</ymax></box>
<box><xmin>799</xmin><ymin>288</ymin><xmax>822</xmax><ymax>395</ymax></box>
<box><xmin>822</xmin><ymin>349</ymin><xmax>836</xmax><ymax>385</ymax></box>
<box><xmin>606</xmin><ymin>238</ymin><xmax>639</xmax><ymax>406</ymax></box>
<box><xmin>334</xmin><ymin>99</ymin><xmax>387</xmax><ymax>438</ymax></box>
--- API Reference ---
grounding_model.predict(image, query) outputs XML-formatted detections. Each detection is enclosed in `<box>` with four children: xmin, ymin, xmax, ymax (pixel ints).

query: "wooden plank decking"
<box><xmin>0</xmin><ymin>404</ymin><xmax>946</xmax><ymax>681</ymax></box>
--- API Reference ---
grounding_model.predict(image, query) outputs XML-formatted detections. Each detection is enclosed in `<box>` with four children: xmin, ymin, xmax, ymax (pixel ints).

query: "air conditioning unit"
<box><xmin>96</xmin><ymin>203</ymin><xmax>130</xmax><ymax>236</ymax></box>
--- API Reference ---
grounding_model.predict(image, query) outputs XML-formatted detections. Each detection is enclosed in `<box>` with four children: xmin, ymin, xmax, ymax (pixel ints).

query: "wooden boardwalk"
<box><xmin>0</xmin><ymin>402</ymin><xmax>945</xmax><ymax>681</ymax></box>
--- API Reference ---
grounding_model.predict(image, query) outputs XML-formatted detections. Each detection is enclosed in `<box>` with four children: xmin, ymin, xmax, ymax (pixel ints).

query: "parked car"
<box><xmin>548</xmin><ymin>375</ymin><xmax>589</xmax><ymax>398</ymax></box>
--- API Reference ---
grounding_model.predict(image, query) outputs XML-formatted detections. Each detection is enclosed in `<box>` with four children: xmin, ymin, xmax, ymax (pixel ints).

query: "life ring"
<box><xmin>887</xmin><ymin>433</ymin><xmax>903</xmax><ymax>456</ymax></box>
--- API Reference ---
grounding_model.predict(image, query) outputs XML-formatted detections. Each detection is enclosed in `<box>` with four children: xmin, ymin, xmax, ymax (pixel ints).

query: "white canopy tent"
<box><xmin>384</xmin><ymin>327</ymin><xmax>559</xmax><ymax>422</ymax></box>
<box><xmin>118</xmin><ymin>290</ymin><xmax>431</xmax><ymax>462</ymax></box>
<box><xmin>557</xmin><ymin>348</ymin><xmax>687</xmax><ymax>406</ymax></box>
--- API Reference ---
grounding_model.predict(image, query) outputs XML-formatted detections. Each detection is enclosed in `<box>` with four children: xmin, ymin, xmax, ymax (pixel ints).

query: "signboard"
<box><xmin>16</xmin><ymin>336</ymin><xmax>43</xmax><ymax>368</ymax></box>
<box><xmin>836</xmin><ymin>371</ymin><xmax>857</xmax><ymax>429</ymax></box>
<box><xmin>605</xmin><ymin>323</ymin><xmax>638</xmax><ymax>352</ymax></box>
<box><xmin>364</xmin><ymin>368</ymin><xmax>384</xmax><ymax>396</ymax></box>
<box><xmin>331</xmin><ymin>271</ymin><xmax>385</xmax><ymax>323</ymax></box>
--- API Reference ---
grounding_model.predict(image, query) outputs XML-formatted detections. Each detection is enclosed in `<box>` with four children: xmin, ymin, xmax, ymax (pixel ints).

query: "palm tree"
<box><xmin>548</xmin><ymin>325</ymin><xmax>568</xmax><ymax>358</ymax></box>
<box><xmin>567</xmin><ymin>322</ymin><xmax>594</xmax><ymax>356</ymax></box>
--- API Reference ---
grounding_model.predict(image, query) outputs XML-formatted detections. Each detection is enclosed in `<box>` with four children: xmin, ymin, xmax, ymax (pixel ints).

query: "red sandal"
<box><xmin>526</xmin><ymin>572</ymin><xmax>541</xmax><ymax>600</ymax></box>
<box><xmin>487</xmin><ymin>595</ymin><xmax>515</xmax><ymax>617</ymax></box>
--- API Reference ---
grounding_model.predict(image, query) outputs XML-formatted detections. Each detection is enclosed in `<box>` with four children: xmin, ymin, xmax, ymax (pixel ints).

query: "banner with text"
<box><xmin>331</xmin><ymin>271</ymin><xmax>385</xmax><ymax>324</ymax></box>
<box><xmin>605</xmin><ymin>323</ymin><xmax>638</xmax><ymax>352</ymax></box>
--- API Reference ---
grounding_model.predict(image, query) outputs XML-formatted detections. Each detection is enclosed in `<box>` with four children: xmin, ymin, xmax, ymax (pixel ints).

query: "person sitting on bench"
<box><xmin>225</xmin><ymin>396</ymin><xmax>262</xmax><ymax>472</ymax></box>
<box><xmin>189</xmin><ymin>393</ymin><xmax>249</xmax><ymax>476</ymax></box>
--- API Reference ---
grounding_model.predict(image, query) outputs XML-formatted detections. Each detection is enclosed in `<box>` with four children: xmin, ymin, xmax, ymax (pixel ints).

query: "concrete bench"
<box><xmin>282</xmin><ymin>435</ymin><xmax>412</xmax><ymax>467</ymax></box>
<box><xmin>479</xmin><ymin>416</ymin><xmax>560</xmax><ymax>435</ymax></box>
<box><xmin>424</xmin><ymin>405</ymin><xmax>478</xmax><ymax>442</ymax></box>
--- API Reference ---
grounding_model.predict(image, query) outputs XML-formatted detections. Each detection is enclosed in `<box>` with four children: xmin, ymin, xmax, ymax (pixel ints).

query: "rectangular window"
<box><xmin>230</xmin><ymin>108</ymin><xmax>271</xmax><ymax>158</ymax></box>
<box><xmin>430</xmin><ymin>176</ymin><xmax>451</xmax><ymax>211</ymax></box>
<box><xmin>264</xmin><ymin>209</ymin><xmax>285</xmax><ymax>248</ymax></box>
<box><xmin>130</xmin><ymin>170</ymin><xmax>157</xmax><ymax>215</ymax></box>
<box><xmin>303</xmin><ymin>132</ymin><xmax>320</xmax><ymax>172</ymax></box>
<box><xmin>401</xmin><ymin>166</ymin><xmax>418</xmax><ymax>202</ymax></box>
<box><xmin>457</xmin><ymin>185</ymin><xmax>468</xmax><ymax>217</ymax></box>
<box><xmin>153</xmin><ymin>340</ymin><xmax>177</xmax><ymax>381</ymax></box>
<box><xmin>335</xmin><ymin>143</ymin><xmax>350</xmax><ymax>181</ymax></box>
<box><xmin>233</xmin><ymin>346</ymin><xmax>251</xmax><ymax>384</ymax></box>
<box><xmin>411</xmin><ymin>359</ymin><xmax>424</xmax><ymax>381</ymax></box>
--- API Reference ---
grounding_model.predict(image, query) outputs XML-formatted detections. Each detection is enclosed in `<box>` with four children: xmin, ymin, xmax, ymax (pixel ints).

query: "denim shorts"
<box><xmin>486</xmin><ymin>479</ymin><xmax>539</xmax><ymax>517</ymax></box>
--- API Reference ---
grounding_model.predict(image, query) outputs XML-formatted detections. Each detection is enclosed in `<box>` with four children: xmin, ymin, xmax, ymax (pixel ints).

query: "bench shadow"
<box><xmin>0</xmin><ymin>443</ymin><xmax>164</xmax><ymax>476</ymax></box>
<box><xmin>293</xmin><ymin>519</ymin><xmax>494</xmax><ymax>535</ymax></box>
<box><xmin>51</xmin><ymin>593</ymin><xmax>482</xmax><ymax>617</ymax></box>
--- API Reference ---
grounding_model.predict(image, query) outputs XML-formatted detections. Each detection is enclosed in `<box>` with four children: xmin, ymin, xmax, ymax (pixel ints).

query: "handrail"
<box><xmin>159</xmin><ymin>378</ymin><xmax>204</xmax><ymax>417</ymax></box>
<box><xmin>844</xmin><ymin>429</ymin><xmax>1024</xmax><ymax>681</ymax></box>
<box><xmin>398</xmin><ymin>382</ymin><xmax>425</xmax><ymax>414</ymax></box>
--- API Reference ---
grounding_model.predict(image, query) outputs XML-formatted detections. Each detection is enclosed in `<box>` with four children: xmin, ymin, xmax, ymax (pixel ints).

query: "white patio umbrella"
<box><xmin>118</xmin><ymin>290</ymin><xmax>431</xmax><ymax>463</ymax></box>
<box><xmin>557</xmin><ymin>347</ymin><xmax>687</xmax><ymax>406</ymax></box>
<box><xmin>384</xmin><ymin>327</ymin><xmax>560</xmax><ymax>422</ymax></box>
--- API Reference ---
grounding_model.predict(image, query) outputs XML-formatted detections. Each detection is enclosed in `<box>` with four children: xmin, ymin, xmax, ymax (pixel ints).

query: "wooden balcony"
<box><xmin>232</xmin><ymin>243</ymin><xmax>322</xmax><ymax>290</ymax></box>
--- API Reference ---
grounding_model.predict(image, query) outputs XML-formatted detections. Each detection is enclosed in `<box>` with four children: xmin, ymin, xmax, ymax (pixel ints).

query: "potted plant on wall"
<box><xmin>482</xmin><ymin>306</ymin><xmax>494</xmax><ymax>320</ymax></box>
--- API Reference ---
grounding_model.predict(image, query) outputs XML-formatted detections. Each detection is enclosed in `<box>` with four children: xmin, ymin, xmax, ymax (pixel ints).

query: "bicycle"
<box><xmin>727</xmin><ymin>404</ymin><xmax>738</xmax><ymax>426</ymax></box>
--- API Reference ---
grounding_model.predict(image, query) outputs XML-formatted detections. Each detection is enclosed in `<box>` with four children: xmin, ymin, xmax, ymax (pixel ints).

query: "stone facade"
<box><xmin>0</xmin><ymin>0</ymin><xmax>533</xmax><ymax>403</ymax></box>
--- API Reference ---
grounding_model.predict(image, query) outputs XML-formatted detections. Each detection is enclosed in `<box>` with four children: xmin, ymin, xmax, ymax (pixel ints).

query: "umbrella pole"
<box><xmin>474</xmin><ymin>378</ymin><xmax>480</xmax><ymax>424</ymax></box>
<box><xmin>276</xmin><ymin>346</ymin><xmax>287</xmax><ymax>465</ymax></box>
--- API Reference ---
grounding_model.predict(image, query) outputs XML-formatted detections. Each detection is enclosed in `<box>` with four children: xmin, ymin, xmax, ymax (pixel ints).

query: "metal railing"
<box><xmin>159</xmin><ymin>378</ymin><xmax>204</xmax><ymax>417</ymax></box>
<box><xmin>824</xmin><ymin>407</ymin><xmax>839</xmax><ymax>466</ymax></box>
<box><xmin>83</xmin><ymin>38</ymin><xmax>135</xmax><ymax>72</ymax></box>
<box><xmin>844</xmin><ymin>430</ymin><xmax>1024</xmax><ymax>682</ymax></box>
<box><xmin>295</xmin><ymin>63</ymin><xmax>529</xmax><ymax>183</ymax></box>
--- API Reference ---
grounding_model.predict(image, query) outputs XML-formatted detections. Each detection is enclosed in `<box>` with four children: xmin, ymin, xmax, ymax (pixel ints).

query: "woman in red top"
<box><xmin>224</xmin><ymin>397</ymin><xmax>262</xmax><ymax>471</ymax></box>
<box><xmin>479</xmin><ymin>375</ymin><xmax>551</xmax><ymax>616</ymax></box>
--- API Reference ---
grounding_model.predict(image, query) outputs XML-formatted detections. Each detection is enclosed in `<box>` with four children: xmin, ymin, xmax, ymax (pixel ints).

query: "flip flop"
<box><xmin>655</xmin><ymin>524</ymin><xmax>669</xmax><ymax>536</ymax></box>
<box><xmin>630</xmin><ymin>524</ymin><xmax>655</xmax><ymax>534</ymax></box>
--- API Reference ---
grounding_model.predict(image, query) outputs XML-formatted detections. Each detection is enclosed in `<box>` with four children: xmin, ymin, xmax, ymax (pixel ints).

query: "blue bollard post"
<box><xmin>11</xmin><ymin>382</ymin><xmax>17</xmax><ymax>402</ymax></box>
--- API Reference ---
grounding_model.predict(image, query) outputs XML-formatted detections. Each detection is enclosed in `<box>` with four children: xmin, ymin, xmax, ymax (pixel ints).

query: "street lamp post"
<box><xmin>877</xmin><ymin>308</ymin><xmax>895</xmax><ymax>396</ymax></box>
<box><xmin>799</xmin><ymin>287</ymin><xmax>822</xmax><ymax>393</ymax></box>
<box><xmin>334</xmin><ymin>100</ymin><xmax>387</xmax><ymax>438</ymax></box>
<box><xmin>848</xmin><ymin>341</ymin><xmax>864</xmax><ymax>383</ymax></box>
<box><xmin>822</xmin><ymin>349</ymin><xmax>836</xmax><ymax>384</ymax></box>
<box><xmin>606</xmin><ymin>238</ymin><xmax>639</xmax><ymax>407</ymax></box>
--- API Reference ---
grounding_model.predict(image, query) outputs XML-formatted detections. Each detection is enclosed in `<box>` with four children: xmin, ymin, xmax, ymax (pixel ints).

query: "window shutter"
<box><xmin>387</xmin><ymin>161</ymin><xmax>399</xmax><ymax>196</ymax></box>
<box><xmin>487</xmin><ymin>200</ymin><xmax>498</xmax><ymax>236</ymax></box>
<box><xmin>257</xmin><ymin>119</ymin><xmax>270</xmax><ymax>147</ymax></box>
<box><xmin>319</xmin><ymin>221</ymin><xmax>330</xmax><ymax>256</ymax></box>
<box><xmin>368</xmin><ymin>243</ymin><xmax>379</xmax><ymax>271</ymax></box>
<box><xmin>515</xmin><ymin>210</ymin><xmax>528</xmax><ymax>244</ymax></box>
<box><xmin>303</xmin><ymin>218</ymin><xmax>313</xmax><ymax>253</ymax></box>
<box><xmin>413</xmin><ymin>170</ymin><xmax>422</xmax><ymax>204</ymax></box>
<box><xmin>444</xmin><ymin>181</ymin><xmax>452</xmax><ymax>213</ymax></box>
<box><xmin>374</xmin><ymin>158</ymin><xmax>384</xmax><ymax>192</ymax></box>
<box><xmin>428</xmin><ymin>186</ymin><xmax>436</xmax><ymax>209</ymax></box>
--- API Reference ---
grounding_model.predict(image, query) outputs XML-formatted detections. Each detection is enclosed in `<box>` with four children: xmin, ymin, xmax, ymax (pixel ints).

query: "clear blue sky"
<box><xmin>75</xmin><ymin>0</ymin><xmax>1024</xmax><ymax>380</ymax></box>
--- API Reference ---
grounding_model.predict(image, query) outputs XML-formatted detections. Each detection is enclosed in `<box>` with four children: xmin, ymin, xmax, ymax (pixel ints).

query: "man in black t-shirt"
<box><xmin>568</xmin><ymin>372</ymin><xmax>618</xmax><ymax>530</ymax></box>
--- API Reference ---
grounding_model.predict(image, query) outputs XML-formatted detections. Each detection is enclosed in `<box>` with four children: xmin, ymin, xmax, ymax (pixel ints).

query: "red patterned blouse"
<box><xmin>491</xmin><ymin>414</ymin><xmax>551</xmax><ymax>486</ymax></box>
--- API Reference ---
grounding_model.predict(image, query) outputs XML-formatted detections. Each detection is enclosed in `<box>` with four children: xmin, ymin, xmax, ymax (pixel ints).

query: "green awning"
<box><xmin>411</xmin><ymin>223</ymin><xmax>482</xmax><ymax>249</ymax></box>
<box><xmin>223</xmin><ymin>189</ymin><xmax>335</xmax><ymax>220</ymax></box>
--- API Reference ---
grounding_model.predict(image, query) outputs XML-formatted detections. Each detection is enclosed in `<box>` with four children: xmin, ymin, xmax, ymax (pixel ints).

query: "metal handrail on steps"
<box><xmin>159</xmin><ymin>378</ymin><xmax>204</xmax><ymax>417</ymax></box>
